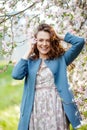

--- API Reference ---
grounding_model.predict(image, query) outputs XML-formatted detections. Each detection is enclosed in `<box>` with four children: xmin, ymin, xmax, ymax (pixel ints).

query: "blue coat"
<box><xmin>12</xmin><ymin>33</ymin><xmax>85</xmax><ymax>130</ymax></box>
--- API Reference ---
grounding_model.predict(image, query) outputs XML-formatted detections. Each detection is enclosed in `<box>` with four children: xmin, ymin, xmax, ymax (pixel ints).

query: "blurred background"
<box><xmin>0</xmin><ymin>0</ymin><xmax>87</xmax><ymax>130</ymax></box>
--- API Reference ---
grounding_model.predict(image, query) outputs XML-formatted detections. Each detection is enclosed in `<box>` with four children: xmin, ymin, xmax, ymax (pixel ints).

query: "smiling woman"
<box><xmin>26</xmin><ymin>23</ymin><xmax>65</xmax><ymax>60</ymax></box>
<box><xmin>36</xmin><ymin>31</ymin><xmax>51</xmax><ymax>59</ymax></box>
<box><xmin>12</xmin><ymin>23</ymin><xmax>85</xmax><ymax>130</ymax></box>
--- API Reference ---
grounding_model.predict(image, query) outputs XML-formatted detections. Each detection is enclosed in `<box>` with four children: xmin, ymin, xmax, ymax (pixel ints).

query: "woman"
<box><xmin>12</xmin><ymin>23</ymin><xmax>85</xmax><ymax>130</ymax></box>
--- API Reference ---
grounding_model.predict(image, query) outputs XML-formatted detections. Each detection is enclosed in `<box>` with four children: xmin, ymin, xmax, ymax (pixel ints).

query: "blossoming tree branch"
<box><xmin>0</xmin><ymin>0</ymin><xmax>87</xmax><ymax>125</ymax></box>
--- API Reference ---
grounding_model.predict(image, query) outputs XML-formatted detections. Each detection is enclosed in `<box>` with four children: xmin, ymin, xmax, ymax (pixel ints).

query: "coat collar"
<box><xmin>29</xmin><ymin>58</ymin><xmax>58</xmax><ymax>77</ymax></box>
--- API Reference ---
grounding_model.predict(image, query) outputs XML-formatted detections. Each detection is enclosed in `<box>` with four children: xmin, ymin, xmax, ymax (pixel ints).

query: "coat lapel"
<box><xmin>29</xmin><ymin>59</ymin><xmax>41</xmax><ymax>78</ymax></box>
<box><xmin>45</xmin><ymin>59</ymin><xmax>59</xmax><ymax>76</ymax></box>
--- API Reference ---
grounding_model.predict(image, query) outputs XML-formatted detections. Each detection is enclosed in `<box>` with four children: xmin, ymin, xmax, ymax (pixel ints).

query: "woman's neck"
<box><xmin>39</xmin><ymin>54</ymin><xmax>48</xmax><ymax>60</ymax></box>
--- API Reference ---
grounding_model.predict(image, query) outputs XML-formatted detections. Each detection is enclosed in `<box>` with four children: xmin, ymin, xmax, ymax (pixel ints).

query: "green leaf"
<box><xmin>0</xmin><ymin>33</ymin><xmax>3</xmax><ymax>38</ymax></box>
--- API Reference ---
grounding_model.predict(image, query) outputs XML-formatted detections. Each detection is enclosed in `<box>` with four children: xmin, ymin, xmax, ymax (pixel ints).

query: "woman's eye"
<box><xmin>39</xmin><ymin>39</ymin><xmax>43</xmax><ymax>42</ymax></box>
<box><xmin>38</xmin><ymin>39</ymin><xmax>50</xmax><ymax>42</ymax></box>
<box><xmin>47</xmin><ymin>40</ymin><xmax>50</xmax><ymax>43</ymax></box>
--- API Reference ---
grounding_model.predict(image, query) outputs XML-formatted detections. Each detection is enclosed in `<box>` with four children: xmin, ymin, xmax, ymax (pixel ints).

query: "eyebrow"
<box><xmin>38</xmin><ymin>38</ymin><xmax>50</xmax><ymax>40</ymax></box>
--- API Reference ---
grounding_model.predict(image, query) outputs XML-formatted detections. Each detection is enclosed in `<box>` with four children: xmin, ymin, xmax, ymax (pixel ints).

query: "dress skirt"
<box><xmin>29</xmin><ymin>60</ymin><xmax>69</xmax><ymax>130</ymax></box>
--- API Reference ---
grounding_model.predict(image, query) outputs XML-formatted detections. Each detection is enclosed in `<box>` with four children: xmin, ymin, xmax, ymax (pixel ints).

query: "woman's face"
<box><xmin>36</xmin><ymin>31</ymin><xmax>51</xmax><ymax>59</ymax></box>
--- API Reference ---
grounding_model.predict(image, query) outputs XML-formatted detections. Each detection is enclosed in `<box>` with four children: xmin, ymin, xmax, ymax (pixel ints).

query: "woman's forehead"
<box><xmin>36</xmin><ymin>31</ymin><xmax>50</xmax><ymax>39</ymax></box>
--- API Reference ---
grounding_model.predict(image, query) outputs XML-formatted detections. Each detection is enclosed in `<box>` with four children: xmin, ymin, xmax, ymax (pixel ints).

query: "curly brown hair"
<box><xmin>31</xmin><ymin>23</ymin><xmax>65</xmax><ymax>59</ymax></box>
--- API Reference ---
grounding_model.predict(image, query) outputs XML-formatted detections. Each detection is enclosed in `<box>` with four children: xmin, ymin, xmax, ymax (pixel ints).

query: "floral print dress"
<box><xmin>29</xmin><ymin>60</ymin><xmax>69</xmax><ymax>130</ymax></box>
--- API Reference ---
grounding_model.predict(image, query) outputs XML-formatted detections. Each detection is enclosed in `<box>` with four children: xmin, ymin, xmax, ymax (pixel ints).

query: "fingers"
<box><xmin>29</xmin><ymin>37</ymin><xmax>37</xmax><ymax>45</ymax></box>
<box><xmin>31</xmin><ymin>43</ymin><xmax>35</xmax><ymax>50</ymax></box>
<box><xmin>27</xmin><ymin>37</ymin><xmax>37</xmax><ymax>55</ymax></box>
<box><xmin>32</xmin><ymin>38</ymin><xmax>37</xmax><ymax>44</ymax></box>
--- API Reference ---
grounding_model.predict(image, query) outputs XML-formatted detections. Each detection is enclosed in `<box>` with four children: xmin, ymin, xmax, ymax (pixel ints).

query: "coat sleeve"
<box><xmin>64</xmin><ymin>33</ymin><xmax>85</xmax><ymax>66</ymax></box>
<box><xmin>12</xmin><ymin>58</ymin><xmax>28</xmax><ymax>80</ymax></box>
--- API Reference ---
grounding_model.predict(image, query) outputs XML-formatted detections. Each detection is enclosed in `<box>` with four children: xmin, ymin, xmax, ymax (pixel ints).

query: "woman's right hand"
<box><xmin>22</xmin><ymin>38</ymin><xmax>37</xmax><ymax>59</ymax></box>
<box><xmin>57</xmin><ymin>34</ymin><xmax>65</xmax><ymax>41</ymax></box>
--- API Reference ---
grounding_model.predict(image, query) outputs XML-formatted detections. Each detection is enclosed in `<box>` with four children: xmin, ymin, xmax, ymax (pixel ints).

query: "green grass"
<box><xmin>0</xmin><ymin>62</ymin><xmax>87</xmax><ymax>130</ymax></box>
<box><xmin>0</xmin><ymin>63</ymin><xmax>23</xmax><ymax>130</ymax></box>
<box><xmin>0</xmin><ymin>105</ymin><xmax>19</xmax><ymax>130</ymax></box>
<box><xmin>0</xmin><ymin>64</ymin><xmax>23</xmax><ymax>110</ymax></box>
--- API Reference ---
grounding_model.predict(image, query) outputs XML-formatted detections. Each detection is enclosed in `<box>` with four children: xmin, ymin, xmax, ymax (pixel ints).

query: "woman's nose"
<box><xmin>43</xmin><ymin>41</ymin><xmax>47</xmax><ymax>45</ymax></box>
